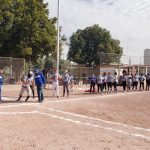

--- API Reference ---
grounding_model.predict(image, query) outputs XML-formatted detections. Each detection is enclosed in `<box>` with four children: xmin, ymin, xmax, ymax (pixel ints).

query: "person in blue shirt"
<box><xmin>89</xmin><ymin>73</ymin><xmax>96</xmax><ymax>94</ymax></box>
<box><xmin>34</xmin><ymin>68</ymin><xmax>46</xmax><ymax>103</ymax></box>
<box><xmin>0</xmin><ymin>71</ymin><xmax>3</xmax><ymax>101</ymax></box>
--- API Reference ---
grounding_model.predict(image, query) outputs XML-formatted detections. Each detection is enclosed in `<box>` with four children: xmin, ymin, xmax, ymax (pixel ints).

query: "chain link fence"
<box><xmin>0</xmin><ymin>57</ymin><xmax>25</xmax><ymax>84</ymax></box>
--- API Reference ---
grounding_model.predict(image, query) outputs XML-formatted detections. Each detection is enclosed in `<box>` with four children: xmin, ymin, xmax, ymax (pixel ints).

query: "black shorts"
<box><xmin>133</xmin><ymin>81</ymin><xmax>138</xmax><ymax>86</ymax></box>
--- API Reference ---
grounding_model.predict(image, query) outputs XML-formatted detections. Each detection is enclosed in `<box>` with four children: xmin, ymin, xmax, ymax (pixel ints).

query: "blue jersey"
<box><xmin>34</xmin><ymin>72</ymin><xmax>46</xmax><ymax>86</ymax></box>
<box><xmin>89</xmin><ymin>76</ymin><xmax>96</xmax><ymax>83</ymax></box>
<box><xmin>0</xmin><ymin>75</ymin><xmax>3</xmax><ymax>85</ymax></box>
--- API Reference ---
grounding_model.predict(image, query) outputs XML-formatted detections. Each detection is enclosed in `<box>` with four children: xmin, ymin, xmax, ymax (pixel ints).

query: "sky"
<box><xmin>45</xmin><ymin>0</ymin><xmax>150</xmax><ymax>58</ymax></box>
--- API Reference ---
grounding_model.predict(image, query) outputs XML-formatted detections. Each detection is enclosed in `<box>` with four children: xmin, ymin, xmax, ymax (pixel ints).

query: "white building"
<box><xmin>144</xmin><ymin>49</ymin><xmax>150</xmax><ymax>65</ymax></box>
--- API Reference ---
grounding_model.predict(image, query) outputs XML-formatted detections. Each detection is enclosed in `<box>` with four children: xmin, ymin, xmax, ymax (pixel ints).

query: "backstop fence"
<box><xmin>0</xmin><ymin>56</ymin><xmax>25</xmax><ymax>84</ymax></box>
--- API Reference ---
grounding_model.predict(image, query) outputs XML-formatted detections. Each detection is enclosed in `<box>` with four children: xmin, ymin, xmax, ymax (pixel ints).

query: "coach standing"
<box><xmin>34</xmin><ymin>68</ymin><xmax>46</xmax><ymax>103</ymax></box>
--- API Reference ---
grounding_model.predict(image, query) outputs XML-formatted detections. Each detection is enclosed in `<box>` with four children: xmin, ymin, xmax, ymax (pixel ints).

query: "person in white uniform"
<box><xmin>113</xmin><ymin>72</ymin><xmax>118</xmax><ymax>93</ymax></box>
<box><xmin>132</xmin><ymin>73</ymin><xmax>139</xmax><ymax>91</ymax></box>
<box><xmin>107</xmin><ymin>72</ymin><xmax>114</xmax><ymax>93</ymax></box>
<box><xmin>51</xmin><ymin>69</ymin><xmax>61</xmax><ymax>98</ymax></box>
<box><xmin>17</xmin><ymin>75</ymin><xmax>31</xmax><ymax>102</ymax></box>
<box><xmin>126</xmin><ymin>73</ymin><xmax>132</xmax><ymax>91</ymax></box>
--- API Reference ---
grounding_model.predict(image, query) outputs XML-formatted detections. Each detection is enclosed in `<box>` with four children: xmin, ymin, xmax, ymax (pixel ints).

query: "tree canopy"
<box><xmin>67</xmin><ymin>24</ymin><xmax>123</xmax><ymax>66</ymax></box>
<box><xmin>0</xmin><ymin>0</ymin><xmax>58</xmax><ymax>63</ymax></box>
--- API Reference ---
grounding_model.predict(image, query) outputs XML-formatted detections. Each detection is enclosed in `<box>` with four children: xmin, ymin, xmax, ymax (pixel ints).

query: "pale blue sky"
<box><xmin>45</xmin><ymin>0</ymin><xmax>150</xmax><ymax>57</ymax></box>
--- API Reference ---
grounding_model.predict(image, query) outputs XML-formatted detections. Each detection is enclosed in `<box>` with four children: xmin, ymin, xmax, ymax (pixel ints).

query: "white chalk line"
<box><xmin>0</xmin><ymin>93</ymin><xmax>127</xmax><ymax>109</ymax></box>
<box><xmin>0</xmin><ymin>91</ymin><xmax>149</xmax><ymax>109</ymax></box>
<box><xmin>0</xmin><ymin>92</ymin><xmax>150</xmax><ymax>132</ymax></box>
<box><xmin>0</xmin><ymin>111</ymin><xmax>38</xmax><ymax>115</ymax></box>
<box><xmin>1</xmin><ymin>90</ymin><xmax>148</xmax><ymax>107</ymax></box>
<box><xmin>36</xmin><ymin>105</ymin><xmax>150</xmax><ymax>132</ymax></box>
<box><xmin>0</xmin><ymin>91</ymin><xmax>150</xmax><ymax>138</ymax></box>
<box><xmin>0</xmin><ymin>103</ymin><xmax>34</xmax><ymax>109</ymax></box>
<box><xmin>38</xmin><ymin>111</ymin><xmax>150</xmax><ymax>141</ymax></box>
<box><xmin>0</xmin><ymin>109</ymin><xmax>149</xmax><ymax>141</ymax></box>
<box><xmin>43</xmin><ymin>91</ymin><xmax>149</xmax><ymax>104</ymax></box>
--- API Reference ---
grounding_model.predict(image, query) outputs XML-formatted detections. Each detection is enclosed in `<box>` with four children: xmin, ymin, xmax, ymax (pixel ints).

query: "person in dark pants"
<box><xmin>62</xmin><ymin>70</ymin><xmax>70</xmax><ymax>97</ymax></box>
<box><xmin>122</xmin><ymin>72</ymin><xmax>127</xmax><ymax>92</ymax></box>
<box><xmin>139</xmin><ymin>73</ymin><xmax>145</xmax><ymax>91</ymax></box>
<box><xmin>97</xmin><ymin>74</ymin><xmax>104</xmax><ymax>94</ymax></box>
<box><xmin>127</xmin><ymin>73</ymin><xmax>132</xmax><ymax>92</ymax></box>
<box><xmin>103</xmin><ymin>72</ymin><xmax>107</xmax><ymax>93</ymax></box>
<box><xmin>146</xmin><ymin>73</ymin><xmax>150</xmax><ymax>91</ymax></box>
<box><xmin>34</xmin><ymin>69</ymin><xmax>46</xmax><ymax>103</ymax></box>
<box><xmin>114</xmin><ymin>72</ymin><xmax>118</xmax><ymax>93</ymax></box>
<box><xmin>107</xmin><ymin>72</ymin><xmax>114</xmax><ymax>93</ymax></box>
<box><xmin>132</xmin><ymin>73</ymin><xmax>139</xmax><ymax>91</ymax></box>
<box><xmin>89</xmin><ymin>73</ymin><xmax>96</xmax><ymax>94</ymax></box>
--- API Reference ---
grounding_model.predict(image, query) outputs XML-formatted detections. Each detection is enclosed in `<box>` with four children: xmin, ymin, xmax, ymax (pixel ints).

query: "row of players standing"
<box><xmin>89</xmin><ymin>72</ymin><xmax>150</xmax><ymax>94</ymax></box>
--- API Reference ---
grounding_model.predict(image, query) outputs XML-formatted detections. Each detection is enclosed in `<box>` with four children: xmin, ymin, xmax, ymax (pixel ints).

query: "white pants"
<box><xmin>19</xmin><ymin>86</ymin><xmax>31</xmax><ymax>97</ymax></box>
<box><xmin>52</xmin><ymin>82</ymin><xmax>59</xmax><ymax>97</ymax></box>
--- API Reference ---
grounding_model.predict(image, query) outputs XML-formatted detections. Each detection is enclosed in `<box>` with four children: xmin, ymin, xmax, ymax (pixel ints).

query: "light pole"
<box><xmin>56</xmin><ymin>0</ymin><xmax>60</xmax><ymax>95</ymax></box>
<box><xmin>57</xmin><ymin>0</ymin><xmax>60</xmax><ymax>74</ymax></box>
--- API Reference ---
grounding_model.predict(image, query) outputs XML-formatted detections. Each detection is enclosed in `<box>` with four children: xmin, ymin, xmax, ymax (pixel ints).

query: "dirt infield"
<box><xmin>0</xmin><ymin>84</ymin><xmax>150</xmax><ymax>150</ymax></box>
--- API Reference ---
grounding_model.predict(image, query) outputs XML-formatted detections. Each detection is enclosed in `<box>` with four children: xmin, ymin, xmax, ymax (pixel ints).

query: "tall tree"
<box><xmin>67</xmin><ymin>24</ymin><xmax>123</xmax><ymax>66</ymax></box>
<box><xmin>0</xmin><ymin>0</ymin><xmax>14</xmax><ymax>50</ymax></box>
<box><xmin>0</xmin><ymin>0</ymin><xmax>57</xmax><ymax>63</ymax></box>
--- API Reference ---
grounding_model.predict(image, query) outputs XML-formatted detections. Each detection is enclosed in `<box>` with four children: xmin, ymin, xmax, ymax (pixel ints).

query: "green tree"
<box><xmin>0</xmin><ymin>0</ymin><xmax>57</xmax><ymax>63</ymax></box>
<box><xmin>0</xmin><ymin>0</ymin><xmax>14</xmax><ymax>49</ymax></box>
<box><xmin>67</xmin><ymin>24</ymin><xmax>123</xmax><ymax>66</ymax></box>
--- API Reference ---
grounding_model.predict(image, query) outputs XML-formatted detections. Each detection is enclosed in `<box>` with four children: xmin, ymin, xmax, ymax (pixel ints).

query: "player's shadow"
<box><xmin>0</xmin><ymin>100</ymin><xmax>38</xmax><ymax>104</ymax></box>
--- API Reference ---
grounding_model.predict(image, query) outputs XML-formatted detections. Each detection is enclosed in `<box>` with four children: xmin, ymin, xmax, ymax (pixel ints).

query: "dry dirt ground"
<box><xmin>0</xmin><ymin>84</ymin><xmax>150</xmax><ymax>150</ymax></box>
